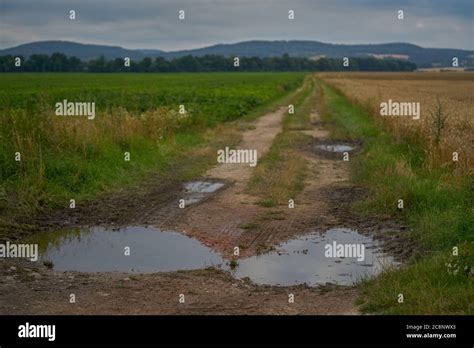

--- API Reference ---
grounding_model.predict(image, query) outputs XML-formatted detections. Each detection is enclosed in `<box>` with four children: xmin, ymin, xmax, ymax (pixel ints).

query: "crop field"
<box><xmin>0</xmin><ymin>72</ymin><xmax>303</xmax><ymax>121</ymax></box>
<box><xmin>319</xmin><ymin>72</ymin><xmax>474</xmax><ymax>172</ymax></box>
<box><xmin>0</xmin><ymin>72</ymin><xmax>304</xmax><ymax>224</ymax></box>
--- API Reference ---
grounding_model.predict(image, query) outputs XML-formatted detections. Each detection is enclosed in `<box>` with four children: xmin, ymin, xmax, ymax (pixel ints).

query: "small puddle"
<box><xmin>182</xmin><ymin>180</ymin><xmax>225</xmax><ymax>205</ymax></box>
<box><xmin>28</xmin><ymin>226</ymin><xmax>225</xmax><ymax>273</ymax></box>
<box><xmin>184</xmin><ymin>181</ymin><xmax>225</xmax><ymax>193</ymax></box>
<box><xmin>315</xmin><ymin>144</ymin><xmax>355</xmax><ymax>153</ymax></box>
<box><xmin>233</xmin><ymin>228</ymin><xmax>397</xmax><ymax>286</ymax></box>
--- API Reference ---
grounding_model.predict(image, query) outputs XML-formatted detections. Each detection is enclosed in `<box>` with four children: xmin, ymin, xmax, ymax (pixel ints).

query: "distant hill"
<box><xmin>0</xmin><ymin>41</ymin><xmax>164</xmax><ymax>61</ymax></box>
<box><xmin>2</xmin><ymin>40</ymin><xmax>473</xmax><ymax>68</ymax></box>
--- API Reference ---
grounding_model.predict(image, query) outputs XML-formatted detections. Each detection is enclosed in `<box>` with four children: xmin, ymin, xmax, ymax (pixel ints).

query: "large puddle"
<box><xmin>29</xmin><ymin>226</ymin><xmax>397</xmax><ymax>286</ymax></box>
<box><xmin>233</xmin><ymin>228</ymin><xmax>397</xmax><ymax>286</ymax></box>
<box><xmin>28</xmin><ymin>226</ymin><xmax>225</xmax><ymax>273</ymax></box>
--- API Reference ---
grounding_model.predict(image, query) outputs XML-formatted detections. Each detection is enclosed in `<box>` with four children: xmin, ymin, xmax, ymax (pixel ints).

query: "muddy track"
<box><xmin>166</xmin><ymin>106</ymin><xmax>409</xmax><ymax>261</ymax></box>
<box><xmin>162</xmin><ymin>106</ymin><xmax>288</xmax><ymax>257</ymax></box>
<box><xmin>0</xmin><ymin>259</ymin><xmax>358</xmax><ymax>315</ymax></box>
<box><xmin>0</xmin><ymin>83</ymin><xmax>407</xmax><ymax>315</ymax></box>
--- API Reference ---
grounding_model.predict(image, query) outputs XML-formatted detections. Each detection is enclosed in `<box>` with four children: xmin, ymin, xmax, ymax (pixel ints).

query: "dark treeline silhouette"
<box><xmin>0</xmin><ymin>52</ymin><xmax>417</xmax><ymax>72</ymax></box>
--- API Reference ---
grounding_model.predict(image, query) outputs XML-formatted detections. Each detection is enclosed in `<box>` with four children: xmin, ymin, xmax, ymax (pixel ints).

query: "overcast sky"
<box><xmin>1</xmin><ymin>0</ymin><xmax>473</xmax><ymax>51</ymax></box>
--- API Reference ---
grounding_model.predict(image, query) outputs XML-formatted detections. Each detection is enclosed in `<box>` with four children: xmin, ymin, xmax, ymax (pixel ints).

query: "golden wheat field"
<box><xmin>319</xmin><ymin>72</ymin><xmax>474</xmax><ymax>173</ymax></box>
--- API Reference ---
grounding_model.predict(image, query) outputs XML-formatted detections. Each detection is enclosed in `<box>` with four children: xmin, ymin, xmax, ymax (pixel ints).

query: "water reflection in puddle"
<box><xmin>316</xmin><ymin>144</ymin><xmax>355</xmax><ymax>153</ymax></box>
<box><xmin>28</xmin><ymin>226</ymin><xmax>225</xmax><ymax>273</ymax></box>
<box><xmin>233</xmin><ymin>228</ymin><xmax>397</xmax><ymax>286</ymax></box>
<box><xmin>30</xmin><ymin>226</ymin><xmax>397</xmax><ymax>286</ymax></box>
<box><xmin>185</xmin><ymin>181</ymin><xmax>225</xmax><ymax>193</ymax></box>
<box><xmin>182</xmin><ymin>180</ymin><xmax>225</xmax><ymax>205</ymax></box>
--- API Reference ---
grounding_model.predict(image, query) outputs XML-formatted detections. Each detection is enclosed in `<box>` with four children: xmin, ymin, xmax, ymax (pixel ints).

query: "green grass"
<box><xmin>0</xmin><ymin>72</ymin><xmax>305</xmax><ymax>231</ymax></box>
<box><xmin>320</xmin><ymin>82</ymin><xmax>473</xmax><ymax>314</ymax></box>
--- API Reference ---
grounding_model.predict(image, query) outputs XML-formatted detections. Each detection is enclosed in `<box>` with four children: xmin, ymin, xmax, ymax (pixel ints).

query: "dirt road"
<box><xmin>0</xmin><ymin>84</ymin><xmax>407</xmax><ymax>315</ymax></box>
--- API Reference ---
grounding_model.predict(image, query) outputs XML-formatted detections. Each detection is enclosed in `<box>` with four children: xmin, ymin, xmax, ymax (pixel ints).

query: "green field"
<box><xmin>0</xmin><ymin>72</ymin><xmax>305</xmax><ymax>226</ymax></box>
<box><xmin>0</xmin><ymin>73</ymin><xmax>303</xmax><ymax>122</ymax></box>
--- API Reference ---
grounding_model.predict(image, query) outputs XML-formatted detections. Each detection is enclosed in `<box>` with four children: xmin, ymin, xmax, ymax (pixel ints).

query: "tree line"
<box><xmin>0</xmin><ymin>52</ymin><xmax>417</xmax><ymax>72</ymax></box>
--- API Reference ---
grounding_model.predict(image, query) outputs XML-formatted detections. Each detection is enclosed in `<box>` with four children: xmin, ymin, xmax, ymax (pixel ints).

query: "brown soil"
<box><xmin>0</xmin><ymin>259</ymin><xmax>358</xmax><ymax>315</ymax></box>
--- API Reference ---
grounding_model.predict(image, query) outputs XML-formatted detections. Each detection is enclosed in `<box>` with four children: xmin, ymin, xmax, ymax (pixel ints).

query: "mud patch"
<box><xmin>320</xmin><ymin>185</ymin><xmax>414</xmax><ymax>261</ymax></box>
<box><xmin>233</xmin><ymin>228</ymin><xmax>397</xmax><ymax>286</ymax></box>
<box><xmin>26</xmin><ymin>226</ymin><xmax>225</xmax><ymax>273</ymax></box>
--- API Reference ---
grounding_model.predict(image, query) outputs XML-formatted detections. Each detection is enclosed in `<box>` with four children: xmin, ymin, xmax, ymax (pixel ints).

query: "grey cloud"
<box><xmin>1</xmin><ymin>0</ymin><xmax>472</xmax><ymax>50</ymax></box>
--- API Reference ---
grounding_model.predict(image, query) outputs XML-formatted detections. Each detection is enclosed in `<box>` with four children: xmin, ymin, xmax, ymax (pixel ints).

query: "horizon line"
<box><xmin>2</xmin><ymin>39</ymin><xmax>473</xmax><ymax>53</ymax></box>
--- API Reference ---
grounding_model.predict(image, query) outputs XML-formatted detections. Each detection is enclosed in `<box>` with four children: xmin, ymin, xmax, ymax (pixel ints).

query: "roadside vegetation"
<box><xmin>0</xmin><ymin>72</ymin><xmax>304</xmax><ymax>236</ymax></box>
<box><xmin>319</xmin><ymin>78</ymin><xmax>473</xmax><ymax>314</ymax></box>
